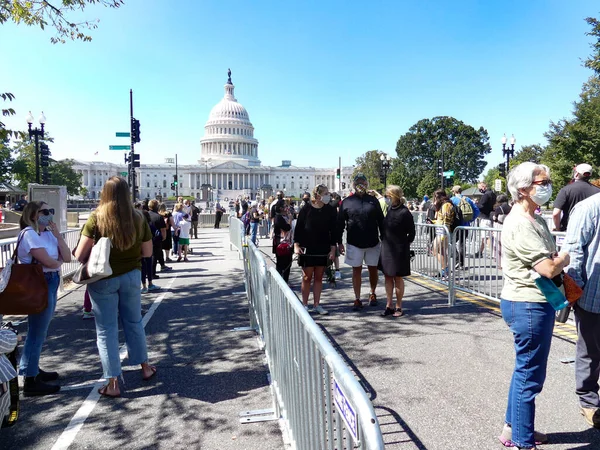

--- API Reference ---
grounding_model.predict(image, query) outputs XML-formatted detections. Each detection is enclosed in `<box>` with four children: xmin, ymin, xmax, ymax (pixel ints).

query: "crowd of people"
<box><xmin>7</xmin><ymin>178</ymin><xmax>206</xmax><ymax>399</ymax></box>
<box><xmin>4</xmin><ymin>160</ymin><xmax>600</xmax><ymax>449</ymax></box>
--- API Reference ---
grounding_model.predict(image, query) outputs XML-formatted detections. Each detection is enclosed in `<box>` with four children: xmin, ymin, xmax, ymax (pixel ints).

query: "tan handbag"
<box><xmin>0</xmin><ymin>230</ymin><xmax>49</xmax><ymax>315</ymax></box>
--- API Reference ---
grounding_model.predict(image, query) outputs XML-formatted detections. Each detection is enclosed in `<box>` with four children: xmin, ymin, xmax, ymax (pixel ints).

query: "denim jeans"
<box><xmin>250</xmin><ymin>222</ymin><xmax>259</xmax><ymax>245</ymax></box>
<box><xmin>88</xmin><ymin>269</ymin><xmax>148</xmax><ymax>379</ymax></box>
<box><xmin>501</xmin><ymin>299</ymin><xmax>555</xmax><ymax>448</ymax></box>
<box><xmin>19</xmin><ymin>271</ymin><xmax>60</xmax><ymax>377</ymax></box>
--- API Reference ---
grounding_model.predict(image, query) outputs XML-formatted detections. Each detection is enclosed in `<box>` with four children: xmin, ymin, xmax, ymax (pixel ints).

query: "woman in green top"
<box><xmin>498</xmin><ymin>162</ymin><xmax>570</xmax><ymax>449</ymax></box>
<box><xmin>75</xmin><ymin>177</ymin><xmax>157</xmax><ymax>397</ymax></box>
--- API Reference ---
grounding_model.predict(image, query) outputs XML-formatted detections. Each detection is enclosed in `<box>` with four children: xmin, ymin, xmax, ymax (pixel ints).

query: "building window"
<box><xmin>276</xmin><ymin>183</ymin><xmax>279</xmax><ymax>189</ymax></box>
<box><xmin>163</xmin><ymin>180</ymin><xmax>167</xmax><ymax>188</ymax></box>
<box><xmin>147</xmin><ymin>182</ymin><xmax>150</xmax><ymax>188</ymax></box>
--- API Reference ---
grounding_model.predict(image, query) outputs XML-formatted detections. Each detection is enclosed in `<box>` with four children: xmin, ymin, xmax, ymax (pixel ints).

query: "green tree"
<box><xmin>394</xmin><ymin>116</ymin><xmax>492</xmax><ymax>199</ymax></box>
<box><xmin>0</xmin><ymin>0</ymin><xmax>123</xmax><ymax>44</ymax></box>
<box><xmin>543</xmin><ymin>76</ymin><xmax>600</xmax><ymax>190</ymax></box>
<box><xmin>0</xmin><ymin>136</ymin><xmax>14</xmax><ymax>183</ymax></box>
<box><xmin>1</xmin><ymin>1</ymin><xmax>123</xmax><ymax>139</ymax></box>
<box><xmin>511</xmin><ymin>144</ymin><xmax>545</xmax><ymax>166</ymax></box>
<box><xmin>11</xmin><ymin>133</ymin><xmax>82</xmax><ymax>195</ymax></box>
<box><xmin>352</xmin><ymin>150</ymin><xmax>388</xmax><ymax>192</ymax></box>
<box><xmin>584</xmin><ymin>16</ymin><xmax>600</xmax><ymax>76</ymax></box>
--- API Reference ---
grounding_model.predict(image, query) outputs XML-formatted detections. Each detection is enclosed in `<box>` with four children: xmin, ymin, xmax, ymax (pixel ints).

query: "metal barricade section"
<box><xmin>450</xmin><ymin>226</ymin><xmax>504</xmax><ymax>305</ymax></box>
<box><xmin>265</xmin><ymin>267</ymin><xmax>384</xmax><ymax>450</ymax></box>
<box><xmin>228</xmin><ymin>217</ymin><xmax>245</xmax><ymax>258</ymax></box>
<box><xmin>412</xmin><ymin>223</ymin><xmax>451</xmax><ymax>281</ymax></box>
<box><xmin>230</xmin><ymin>235</ymin><xmax>384</xmax><ymax>449</ymax></box>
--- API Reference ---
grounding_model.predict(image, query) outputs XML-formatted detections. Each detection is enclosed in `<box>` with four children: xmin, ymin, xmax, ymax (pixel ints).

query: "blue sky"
<box><xmin>1</xmin><ymin>0</ymin><xmax>598</xmax><ymax>174</ymax></box>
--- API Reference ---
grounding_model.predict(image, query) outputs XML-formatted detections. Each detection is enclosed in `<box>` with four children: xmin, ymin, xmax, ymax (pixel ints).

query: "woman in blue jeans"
<box><xmin>75</xmin><ymin>177</ymin><xmax>156</xmax><ymax>397</ymax></box>
<box><xmin>498</xmin><ymin>162</ymin><xmax>570</xmax><ymax>449</ymax></box>
<box><xmin>18</xmin><ymin>201</ymin><xmax>72</xmax><ymax>396</ymax></box>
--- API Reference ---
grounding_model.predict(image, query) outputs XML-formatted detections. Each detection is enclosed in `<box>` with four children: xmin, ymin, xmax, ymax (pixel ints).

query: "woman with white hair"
<box><xmin>498</xmin><ymin>162</ymin><xmax>570</xmax><ymax>449</ymax></box>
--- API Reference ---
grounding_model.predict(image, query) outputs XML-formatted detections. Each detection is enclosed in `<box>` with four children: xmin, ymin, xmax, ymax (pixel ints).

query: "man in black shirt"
<box><xmin>14</xmin><ymin>195</ymin><xmax>28</xmax><ymax>212</ymax></box>
<box><xmin>337</xmin><ymin>174</ymin><xmax>384</xmax><ymax>310</ymax></box>
<box><xmin>552</xmin><ymin>163</ymin><xmax>600</xmax><ymax>231</ymax></box>
<box><xmin>477</xmin><ymin>182</ymin><xmax>497</xmax><ymax>257</ymax></box>
<box><xmin>148</xmin><ymin>200</ymin><xmax>172</xmax><ymax>277</ymax></box>
<box><xmin>190</xmin><ymin>201</ymin><xmax>200</xmax><ymax>239</ymax></box>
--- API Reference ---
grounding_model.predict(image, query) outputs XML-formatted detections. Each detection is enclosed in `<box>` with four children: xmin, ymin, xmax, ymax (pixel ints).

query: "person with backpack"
<box><xmin>432</xmin><ymin>189</ymin><xmax>455</xmax><ymax>279</ymax></box>
<box><xmin>451</xmin><ymin>185</ymin><xmax>480</xmax><ymax>269</ymax></box>
<box><xmin>148</xmin><ymin>200</ymin><xmax>171</xmax><ymax>279</ymax></box>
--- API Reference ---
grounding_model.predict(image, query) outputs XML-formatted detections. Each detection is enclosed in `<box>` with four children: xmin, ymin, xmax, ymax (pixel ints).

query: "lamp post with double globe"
<box><xmin>379</xmin><ymin>152</ymin><xmax>392</xmax><ymax>192</ymax></box>
<box><xmin>26</xmin><ymin>111</ymin><xmax>46</xmax><ymax>184</ymax></box>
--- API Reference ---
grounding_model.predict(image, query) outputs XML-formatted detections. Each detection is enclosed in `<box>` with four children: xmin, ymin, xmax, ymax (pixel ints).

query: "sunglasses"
<box><xmin>531</xmin><ymin>180</ymin><xmax>552</xmax><ymax>186</ymax></box>
<box><xmin>39</xmin><ymin>208</ymin><xmax>55</xmax><ymax>215</ymax></box>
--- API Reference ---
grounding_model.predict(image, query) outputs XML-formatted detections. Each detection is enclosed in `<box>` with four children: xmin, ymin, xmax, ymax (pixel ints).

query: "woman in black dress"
<box><xmin>272</xmin><ymin>200</ymin><xmax>293</xmax><ymax>283</ymax></box>
<box><xmin>294</xmin><ymin>184</ymin><xmax>337</xmax><ymax>315</ymax></box>
<box><xmin>159</xmin><ymin>204</ymin><xmax>174</xmax><ymax>263</ymax></box>
<box><xmin>379</xmin><ymin>185</ymin><xmax>416</xmax><ymax>317</ymax></box>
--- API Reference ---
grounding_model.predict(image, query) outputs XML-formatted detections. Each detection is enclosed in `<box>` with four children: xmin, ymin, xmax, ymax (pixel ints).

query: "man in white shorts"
<box><xmin>337</xmin><ymin>174</ymin><xmax>385</xmax><ymax>310</ymax></box>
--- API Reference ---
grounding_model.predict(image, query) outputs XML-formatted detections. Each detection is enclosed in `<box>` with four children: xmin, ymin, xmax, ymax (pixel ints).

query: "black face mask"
<box><xmin>303</xmin><ymin>198</ymin><xmax>310</xmax><ymax>203</ymax></box>
<box><xmin>479</xmin><ymin>188</ymin><xmax>486</xmax><ymax>194</ymax></box>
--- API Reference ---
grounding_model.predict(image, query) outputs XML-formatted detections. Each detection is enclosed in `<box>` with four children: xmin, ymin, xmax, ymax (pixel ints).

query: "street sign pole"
<box><xmin>130</xmin><ymin>89</ymin><xmax>137</xmax><ymax>202</ymax></box>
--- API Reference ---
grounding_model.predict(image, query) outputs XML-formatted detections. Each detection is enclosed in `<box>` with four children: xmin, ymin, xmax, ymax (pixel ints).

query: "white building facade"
<box><xmin>71</xmin><ymin>71</ymin><xmax>354</xmax><ymax>202</ymax></box>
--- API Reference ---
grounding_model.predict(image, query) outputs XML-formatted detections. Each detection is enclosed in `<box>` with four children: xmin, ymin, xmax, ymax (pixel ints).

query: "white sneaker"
<box><xmin>335</xmin><ymin>271</ymin><xmax>341</xmax><ymax>280</ymax></box>
<box><xmin>304</xmin><ymin>304</ymin><xmax>314</xmax><ymax>313</ymax></box>
<box><xmin>314</xmin><ymin>305</ymin><xmax>328</xmax><ymax>315</ymax></box>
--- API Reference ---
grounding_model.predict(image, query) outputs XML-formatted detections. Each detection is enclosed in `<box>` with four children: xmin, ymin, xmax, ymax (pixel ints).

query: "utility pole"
<box><xmin>175</xmin><ymin>153</ymin><xmax>179</xmax><ymax>198</ymax></box>
<box><xmin>338</xmin><ymin>156</ymin><xmax>342</xmax><ymax>192</ymax></box>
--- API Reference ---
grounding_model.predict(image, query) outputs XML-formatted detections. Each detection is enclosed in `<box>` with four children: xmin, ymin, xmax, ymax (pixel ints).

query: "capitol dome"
<box><xmin>200</xmin><ymin>70</ymin><xmax>259</xmax><ymax>166</ymax></box>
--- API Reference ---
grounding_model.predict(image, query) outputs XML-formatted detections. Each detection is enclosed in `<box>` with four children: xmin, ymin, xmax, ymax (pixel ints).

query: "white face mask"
<box><xmin>320</xmin><ymin>194</ymin><xmax>331</xmax><ymax>204</ymax></box>
<box><xmin>530</xmin><ymin>183</ymin><xmax>552</xmax><ymax>206</ymax></box>
<box><xmin>385</xmin><ymin>198</ymin><xmax>392</xmax><ymax>207</ymax></box>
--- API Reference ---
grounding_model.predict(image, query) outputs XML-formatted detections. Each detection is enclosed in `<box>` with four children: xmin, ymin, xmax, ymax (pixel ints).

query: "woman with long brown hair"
<box><xmin>75</xmin><ymin>177</ymin><xmax>156</xmax><ymax>397</ymax></box>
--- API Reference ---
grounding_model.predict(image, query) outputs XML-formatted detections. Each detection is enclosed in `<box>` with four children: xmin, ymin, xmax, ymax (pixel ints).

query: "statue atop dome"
<box><xmin>227</xmin><ymin>68</ymin><xmax>232</xmax><ymax>85</ymax></box>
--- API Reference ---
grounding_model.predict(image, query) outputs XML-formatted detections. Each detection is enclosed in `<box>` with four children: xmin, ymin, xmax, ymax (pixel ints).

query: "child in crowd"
<box><xmin>177</xmin><ymin>213</ymin><xmax>191</xmax><ymax>262</ymax></box>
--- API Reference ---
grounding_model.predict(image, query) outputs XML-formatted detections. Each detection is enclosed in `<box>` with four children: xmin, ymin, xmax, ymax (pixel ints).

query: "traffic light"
<box><xmin>171</xmin><ymin>182</ymin><xmax>176</xmax><ymax>191</ymax></box>
<box><xmin>42</xmin><ymin>172</ymin><xmax>50</xmax><ymax>184</ymax></box>
<box><xmin>131</xmin><ymin>118</ymin><xmax>141</xmax><ymax>143</ymax></box>
<box><xmin>40</xmin><ymin>143</ymin><xmax>50</xmax><ymax>167</ymax></box>
<box><xmin>437</xmin><ymin>159</ymin><xmax>443</xmax><ymax>177</ymax></box>
<box><xmin>336</xmin><ymin>168</ymin><xmax>340</xmax><ymax>179</ymax></box>
<box><xmin>342</xmin><ymin>182</ymin><xmax>346</xmax><ymax>189</ymax></box>
<box><xmin>498</xmin><ymin>162</ymin><xmax>506</xmax><ymax>178</ymax></box>
<box><xmin>173</xmin><ymin>175</ymin><xmax>178</xmax><ymax>186</ymax></box>
<box><xmin>379</xmin><ymin>174</ymin><xmax>386</xmax><ymax>185</ymax></box>
<box><xmin>131</xmin><ymin>153</ymin><xmax>140</xmax><ymax>168</ymax></box>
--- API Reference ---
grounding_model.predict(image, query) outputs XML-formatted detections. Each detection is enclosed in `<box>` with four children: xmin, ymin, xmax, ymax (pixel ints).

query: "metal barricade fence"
<box><xmin>449</xmin><ymin>226</ymin><xmax>503</xmax><ymax>305</ymax></box>
<box><xmin>228</xmin><ymin>217</ymin><xmax>245</xmax><ymax>258</ymax></box>
<box><xmin>236</xmin><ymin>238</ymin><xmax>384</xmax><ymax>449</ymax></box>
<box><xmin>198</xmin><ymin>213</ymin><xmax>229</xmax><ymax>228</ymax></box>
<box><xmin>411</xmin><ymin>222</ymin><xmax>451</xmax><ymax>282</ymax></box>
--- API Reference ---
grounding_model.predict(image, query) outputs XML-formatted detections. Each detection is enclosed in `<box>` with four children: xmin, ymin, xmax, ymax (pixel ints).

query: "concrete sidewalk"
<box><xmin>1</xmin><ymin>229</ymin><xmax>283</xmax><ymax>450</ymax></box>
<box><xmin>253</xmin><ymin>236</ymin><xmax>599</xmax><ymax>450</ymax></box>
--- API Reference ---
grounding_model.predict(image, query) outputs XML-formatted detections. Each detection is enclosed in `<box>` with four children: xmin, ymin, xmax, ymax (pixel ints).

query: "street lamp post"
<box><xmin>501</xmin><ymin>133</ymin><xmax>516</xmax><ymax>194</ymax></box>
<box><xmin>26</xmin><ymin>111</ymin><xmax>46</xmax><ymax>184</ymax></box>
<box><xmin>379</xmin><ymin>152</ymin><xmax>392</xmax><ymax>192</ymax></box>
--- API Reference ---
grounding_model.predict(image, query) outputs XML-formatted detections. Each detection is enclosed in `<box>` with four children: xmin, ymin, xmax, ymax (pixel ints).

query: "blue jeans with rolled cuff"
<box><xmin>19</xmin><ymin>271</ymin><xmax>60</xmax><ymax>377</ymax></box>
<box><xmin>501</xmin><ymin>299</ymin><xmax>555</xmax><ymax>448</ymax></box>
<box><xmin>88</xmin><ymin>269</ymin><xmax>149</xmax><ymax>379</ymax></box>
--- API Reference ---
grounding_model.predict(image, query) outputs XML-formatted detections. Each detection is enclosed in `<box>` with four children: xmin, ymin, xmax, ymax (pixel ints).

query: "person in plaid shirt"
<box><xmin>563</xmin><ymin>192</ymin><xmax>600</xmax><ymax>428</ymax></box>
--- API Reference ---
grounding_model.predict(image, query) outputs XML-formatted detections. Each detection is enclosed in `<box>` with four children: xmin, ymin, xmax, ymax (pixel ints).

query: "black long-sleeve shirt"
<box><xmin>294</xmin><ymin>204</ymin><xmax>337</xmax><ymax>252</ymax></box>
<box><xmin>337</xmin><ymin>194</ymin><xmax>384</xmax><ymax>248</ymax></box>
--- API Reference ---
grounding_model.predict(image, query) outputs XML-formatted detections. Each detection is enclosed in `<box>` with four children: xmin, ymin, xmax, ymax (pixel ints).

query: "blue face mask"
<box><xmin>38</xmin><ymin>214</ymin><xmax>53</xmax><ymax>227</ymax></box>
<box><xmin>530</xmin><ymin>184</ymin><xmax>552</xmax><ymax>206</ymax></box>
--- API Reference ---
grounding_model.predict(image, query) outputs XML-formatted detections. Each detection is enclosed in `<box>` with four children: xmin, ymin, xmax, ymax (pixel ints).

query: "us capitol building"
<box><xmin>70</xmin><ymin>70</ymin><xmax>354</xmax><ymax>203</ymax></box>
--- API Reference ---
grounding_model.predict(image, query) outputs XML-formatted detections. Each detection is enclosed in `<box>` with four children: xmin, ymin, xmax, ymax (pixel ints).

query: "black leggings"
<box><xmin>141</xmin><ymin>257</ymin><xmax>153</xmax><ymax>285</ymax></box>
<box><xmin>276</xmin><ymin>254</ymin><xmax>293</xmax><ymax>283</ymax></box>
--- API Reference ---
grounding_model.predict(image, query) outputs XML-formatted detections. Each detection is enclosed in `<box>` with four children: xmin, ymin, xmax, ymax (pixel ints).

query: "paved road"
<box><xmin>253</xmin><ymin>234</ymin><xmax>597</xmax><ymax>450</ymax></box>
<box><xmin>1</xmin><ymin>230</ymin><xmax>282</xmax><ymax>450</ymax></box>
<box><xmin>2</xmin><ymin>229</ymin><xmax>597</xmax><ymax>449</ymax></box>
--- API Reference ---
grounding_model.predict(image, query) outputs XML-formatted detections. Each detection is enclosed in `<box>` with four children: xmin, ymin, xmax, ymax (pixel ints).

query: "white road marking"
<box><xmin>51</xmin><ymin>276</ymin><xmax>177</xmax><ymax>450</ymax></box>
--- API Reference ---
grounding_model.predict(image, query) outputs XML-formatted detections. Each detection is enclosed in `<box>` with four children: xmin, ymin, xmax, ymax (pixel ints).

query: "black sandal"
<box><xmin>393</xmin><ymin>308</ymin><xmax>404</xmax><ymax>317</ymax></box>
<box><xmin>381</xmin><ymin>307</ymin><xmax>394</xmax><ymax>316</ymax></box>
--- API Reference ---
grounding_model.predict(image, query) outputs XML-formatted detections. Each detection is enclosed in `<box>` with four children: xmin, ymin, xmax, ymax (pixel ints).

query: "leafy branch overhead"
<box><xmin>0</xmin><ymin>0</ymin><xmax>123</xmax><ymax>44</ymax></box>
